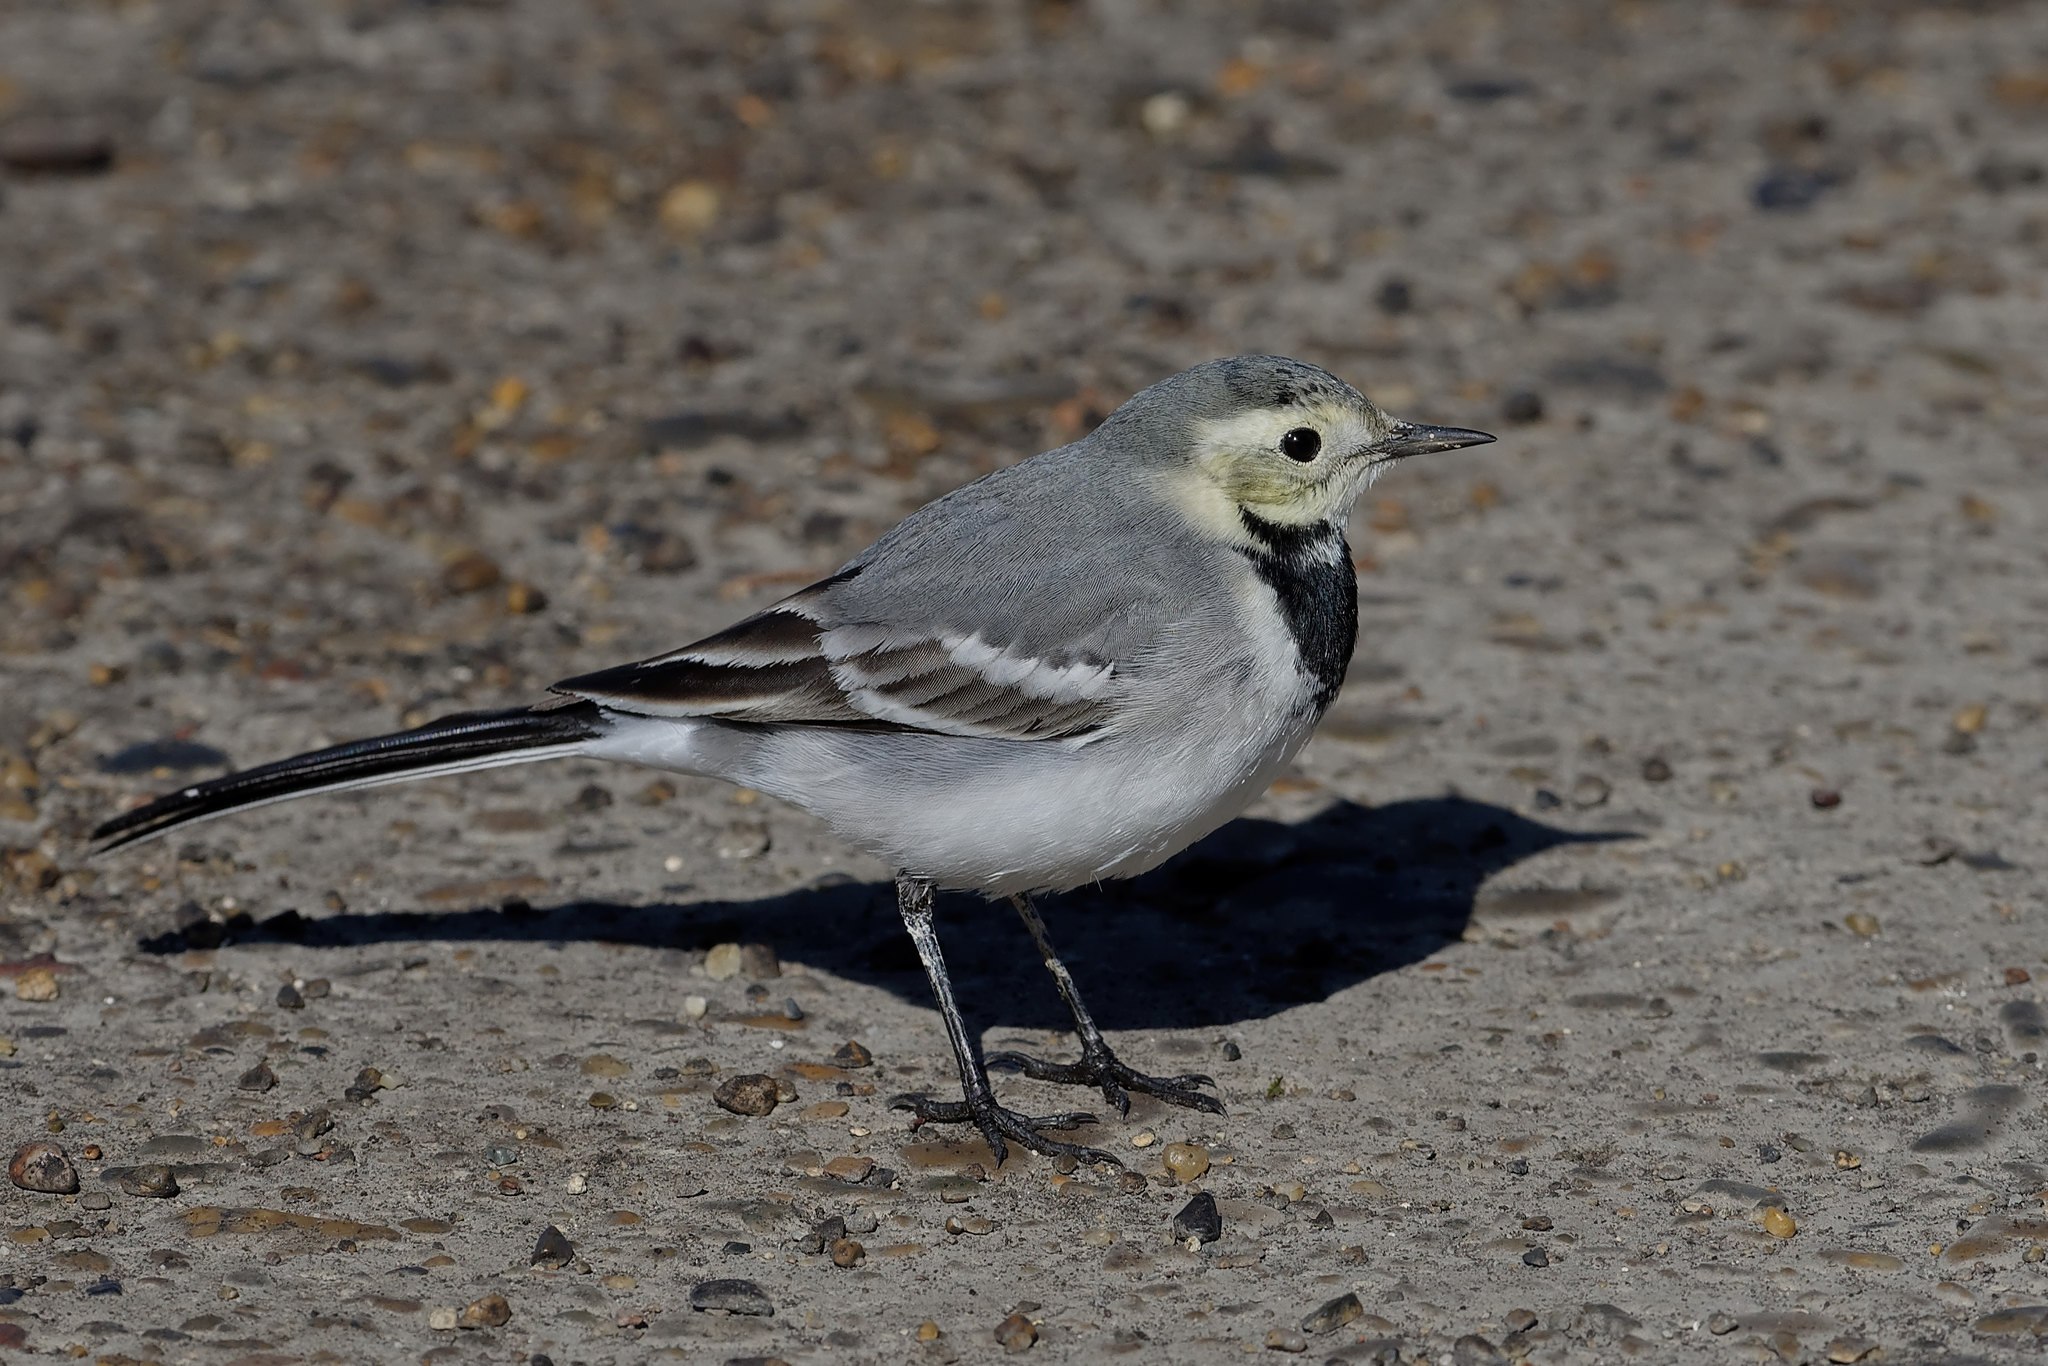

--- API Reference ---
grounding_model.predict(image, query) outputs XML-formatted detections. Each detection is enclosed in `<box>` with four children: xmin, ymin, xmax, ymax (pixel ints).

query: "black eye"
<box><xmin>1279</xmin><ymin>427</ymin><xmax>1321</xmax><ymax>462</ymax></box>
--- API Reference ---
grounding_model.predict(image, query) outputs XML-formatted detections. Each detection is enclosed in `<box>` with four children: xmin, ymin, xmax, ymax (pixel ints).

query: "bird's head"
<box><xmin>1109</xmin><ymin>355</ymin><xmax>1494</xmax><ymax>541</ymax></box>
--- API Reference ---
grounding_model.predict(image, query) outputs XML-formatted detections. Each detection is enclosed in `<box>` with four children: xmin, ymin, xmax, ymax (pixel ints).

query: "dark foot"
<box><xmin>890</xmin><ymin>1091</ymin><xmax>1117</xmax><ymax>1168</ymax></box>
<box><xmin>985</xmin><ymin>1043</ymin><xmax>1224</xmax><ymax>1119</ymax></box>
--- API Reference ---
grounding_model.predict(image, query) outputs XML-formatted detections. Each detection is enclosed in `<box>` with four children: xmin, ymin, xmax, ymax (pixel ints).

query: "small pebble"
<box><xmin>715</xmin><ymin>821</ymin><xmax>771</xmax><ymax>861</ymax></box>
<box><xmin>2005</xmin><ymin>967</ymin><xmax>2033</xmax><ymax>986</ymax></box>
<box><xmin>704</xmin><ymin>943</ymin><xmax>743</xmax><ymax>980</ymax></box>
<box><xmin>832</xmin><ymin>1040</ymin><xmax>873</xmax><ymax>1068</ymax></box>
<box><xmin>1265</xmin><ymin>1328</ymin><xmax>1309</xmax><ymax>1352</ymax></box>
<box><xmin>994</xmin><ymin>1312</ymin><xmax>1038</xmax><ymax>1353</ymax></box>
<box><xmin>829</xmin><ymin>1237</ymin><xmax>865</xmax><ymax>1267</ymax></box>
<box><xmin>1522</xmin><ymin>1247</ymin><xmax>1549</xmax><ymax>1267</ymax></box>
<box><xmin>1301</xmin><ymin>1292</ymin><xmax>1363</xmax><ymax>1335</ymax></box>
<box><xmin>14</xmin><ymin>967</ymin><xmax>59</xmax><ymax>1002</ymax></box>
<box><xmin>1130</xmin><ymin>1130</ymin><xmax>1157</xmax><ymax>1149</ymax></box>
<box><xmin>276</xmin><ymin>982</ymin><xmax>305</xmax><ymax>1010</ymax></box>
<box><xmin>442</xmin><ymin>551</ymin><xmax>503</xmax><ymax>595</ymax></box>
<box><xmin>1171</xmin><ymin>1192</ymin><xmax>1222</xmax><ymax>1245</ymax></box>
<box><xmin>0</xmin><ymin>124</ymin><xmax>114</xmax><ymax>174</ymax></box>
<box><xmin>682</xmin><ymin>995</ymin><xmax>708</xmax><ymax>1018</ymax></box>
<box><xmin>1452</xmin><ymin>1334</ymin><xmax>1504</xmax><ymax>1364</ymax></box>
<box><xmin>1827</xmin><ymin>1337</ymin><xmax>1879</xmax><ymax>1363</ymax></box>
<box><xmin>1504</xmin><ymin>1309</ymin><xmax>1538</xmax><ymax>1332</ymax></box>
<box><xmin>714</xmin><ymin>1074</ymin><xmax>781</xmax><ymax>1116</ymax></box>
<box><xmin>917</xmin><ymin>1320</ymin><xmax>941</xmax><ymax>1341</ymax></box>
<box><xmin>8</xmin><ymin>1142</ymin><xmax>79</xmax><ymax>1194</ymax></box>
<box><xmin>458</xmin><ymin>1293</ymin><xmax>511</xmax><ymax>1329</ymax></box>
<box><xmin>1762</xmin><ymin>1207</ymin><xmax>1798</xmax><ymax>1238</ymax></box>
<box><xmin>565</xmin><ymin>1173</ymin><xmax>588</xmax><ymax>1194</ymax></box>
<box><xmin>428</xmin><ymin>1306</ymin><xmax>459</xmax><ymax>1331</ymax></box>
<box><xmin>236</xmin><ymin>1061</ymin><xmax>278</xmax><ymax>1092</ymax></box>
<box><xmin>1844</xmin><ymin>913</ymin><xmax>1880</xmax><ymax>937</ymax></box>
<box><xmin>1163</xmin><ymin>1142</ymin><xmax>1210</xmax><ymax>1183</ymax></box>
<box><xmin>1811</xmin><ymin>788</ymin><xmax>1842</xmax><ymax>809</ymax></box>
<box><xmin>1642</xmin><ymin>756</ymin><xmax>1673</xmax><ymax>782</ymax></box>
<box><xmin>823</xmin><ymin>1155</ymin><xmax>875</xmax><ymax>1183</ymax></box>
<box><xmin>117</xmin><ymin>1165</ymin><xmax>179</xmax><ymax>1198</ymax></box>
<box><xmin>1707</xmin><ymin>1312</ymin><xmax>1739</xmax><ymax>1335</ymax></box>
<box><xmin>531</xmin><ymin>1224</ymin><xmax>575</xmax><ymax>1269</ymax></box>
<box><xmin>945</xmin><ymin>1215</ymin><xmax>995</xmax><ymax>1236</ymax></box>
<box><xmin>690</xmin><ymin>1278</ymin><xmax>775</xmax><ymax>1316</ymax></box>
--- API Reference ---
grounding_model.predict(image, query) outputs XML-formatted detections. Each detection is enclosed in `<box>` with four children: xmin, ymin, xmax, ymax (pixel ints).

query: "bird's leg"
<box><xmin>886</xmin><ymin>874</ymin><xmax>1118</xmax><ymax>1167</ymax></box>
<box><xmin>984</xmin><ymin>893</ymin><xmax>1225</xmax><ymax>1118</ymax></box>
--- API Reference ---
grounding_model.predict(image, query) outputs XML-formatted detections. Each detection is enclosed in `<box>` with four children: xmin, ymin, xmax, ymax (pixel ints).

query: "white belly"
<box><xmin>590</xmin><ymin>706</ymin><xmax>1317</xmax><ymax>898</ymax></box>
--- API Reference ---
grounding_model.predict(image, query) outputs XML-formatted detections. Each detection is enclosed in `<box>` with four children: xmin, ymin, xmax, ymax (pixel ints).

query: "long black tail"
<box><xmin>92</xmin><ymin>700</ymin><xmax>607</xmax><ymax>853</ymax></box>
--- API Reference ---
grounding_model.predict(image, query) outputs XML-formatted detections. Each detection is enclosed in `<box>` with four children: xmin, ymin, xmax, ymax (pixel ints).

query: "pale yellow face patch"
<box><xmin>1173</xmin><ymin>398</ymin><xmax>1389</xmax><ymax>539</ymax></box>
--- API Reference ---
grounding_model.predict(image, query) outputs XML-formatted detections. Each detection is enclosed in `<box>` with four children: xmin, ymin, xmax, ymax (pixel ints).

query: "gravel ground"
<box><xmin>4</xmin><ymin>1</ymin><xmax>2047</xmax><ymax>1362</ymax></box>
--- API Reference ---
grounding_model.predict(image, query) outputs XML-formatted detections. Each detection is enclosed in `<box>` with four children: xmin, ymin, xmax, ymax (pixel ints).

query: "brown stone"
<box><xmin>441</xmin><ymin>551</ymin><xmax>504</xmax><ymax>595</ymax></box>
<box><xmin>8</xmin><ymin>1142</ymin><xmax>78</xmax><ymax>1194</ymax></box>
<box><xmin>823</xmin><ymin>1155</ymin><xmax>876</xmax><ymax>1183</ymax></box>
<box><xmin>994</xmin><ymin>1312</ymin><xmax>1038</xmax><ymax>1352</ymax></box>
<box><xmin>714</xmin><ymin>1073</ymin><xmax>780</xmax><ymax>1116</ymax></box>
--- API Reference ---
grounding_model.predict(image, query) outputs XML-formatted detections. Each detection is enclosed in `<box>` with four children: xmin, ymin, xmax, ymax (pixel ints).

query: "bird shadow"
<box><xmin>140</xmin><ymin>797</ymin><xmax>1621</xmax><ymax>1034</ymax></box>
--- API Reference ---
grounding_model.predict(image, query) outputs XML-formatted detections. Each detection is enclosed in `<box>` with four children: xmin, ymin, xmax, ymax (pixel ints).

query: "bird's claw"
<box><xmin>890</xmin><ymin>1091</ymin><xmax>1118</xmax><ymax>1168</ymax></box>
<box><xmin>984</xmin><ymin>1046</ymin><xmax>1225</xmax><ymax>1119</ymax></box>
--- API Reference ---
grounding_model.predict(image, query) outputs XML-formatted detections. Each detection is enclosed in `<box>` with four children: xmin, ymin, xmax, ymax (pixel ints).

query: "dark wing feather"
<box><xmin>552</xmin><ymin>604</ymin><xmax>876</xmax><ymax>725</ymax></box>
<box><xmin>552</xmin><ymin>579</ymin><xmax>1117</xmax><ymax>741</ymax></box>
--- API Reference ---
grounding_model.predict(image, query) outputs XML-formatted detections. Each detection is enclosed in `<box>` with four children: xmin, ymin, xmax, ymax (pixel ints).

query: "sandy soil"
<box><xmin>3</xmin><ymin>1</ymin><xmax>2046</xmax><ymax>1362</ymax></box>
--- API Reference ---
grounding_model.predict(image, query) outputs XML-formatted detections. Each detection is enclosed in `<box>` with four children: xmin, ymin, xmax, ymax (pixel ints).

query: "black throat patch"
<box><xmin>1236</xmin><ymin>508</ymin><xmax>1358</xmax><ymax>712</ymax></box>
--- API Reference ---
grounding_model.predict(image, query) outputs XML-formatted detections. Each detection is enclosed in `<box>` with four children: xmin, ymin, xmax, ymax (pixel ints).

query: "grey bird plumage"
<box><xmin>95</xmin><ymin>355</ymin><xmax>1494</xmax><ymax>1164</ymax></box>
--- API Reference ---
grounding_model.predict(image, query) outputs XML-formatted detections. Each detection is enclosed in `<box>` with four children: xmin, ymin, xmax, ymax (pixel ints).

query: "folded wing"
<box><xmin>552</xmin><ymin>568</ymin><xmax>1118</xmax><ymax>741</ymax></box>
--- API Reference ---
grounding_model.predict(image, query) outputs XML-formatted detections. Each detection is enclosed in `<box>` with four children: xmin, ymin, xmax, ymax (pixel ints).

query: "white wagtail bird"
<box><xmin>95</xmin><ymin>355</ymin><xmax>1493</xmax><ymax>1165</ymax></box>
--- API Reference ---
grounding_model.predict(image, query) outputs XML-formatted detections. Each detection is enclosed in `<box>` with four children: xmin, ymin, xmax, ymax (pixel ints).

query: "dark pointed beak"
<box><xmin>1368</xmin><ymin>420</ymin><xmax>1497</xmax><ymax>463</ymax></box>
